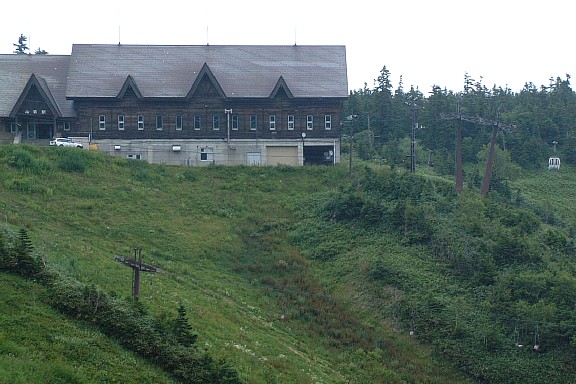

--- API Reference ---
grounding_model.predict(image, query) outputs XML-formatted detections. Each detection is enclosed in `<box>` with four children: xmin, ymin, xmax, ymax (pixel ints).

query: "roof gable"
<box><xmin>117</xmin><ymin>75</ymin><xmax>143</xmax><ymax>99</ymax></box>
<box><xmin>11</xmin><ymin>74</ymin><xmax>61</xmax><ymax>117</ymax></box>
<box><xmin>0</xmin><ymin>54</ymin><xmax>74</xmax><ymax>117</ymax></box>
<box><xmin>187</xmin><ymin>63</ymin><xmax>226</xmax><ymax>99</ymax></box>
<box><xmin>269</xmin><ymin>76</ymin><xmax>294</xmax><ymax>99</ymax></box>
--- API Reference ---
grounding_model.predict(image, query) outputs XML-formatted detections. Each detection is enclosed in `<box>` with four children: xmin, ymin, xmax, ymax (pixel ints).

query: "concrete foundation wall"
<box><xmin>91</xmin><ymin>138</ymin><xmax>341</xmax><ymax>166</ymax></box>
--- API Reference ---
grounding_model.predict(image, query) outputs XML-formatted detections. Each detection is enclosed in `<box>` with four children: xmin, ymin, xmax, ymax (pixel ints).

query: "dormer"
<box><xmin>187</xmin><ymin>63</ymin><xmax>226</xmax><ymax>99</ymax></box>
<box><xmin>117</xmin><ymin>75</ymin><xmax>143</xmax><ymax>99</ymax></box>
<box><xmin>269</xmin><ymin>76</ymin><xmax>294</xmax><ymax>99</ymax></box>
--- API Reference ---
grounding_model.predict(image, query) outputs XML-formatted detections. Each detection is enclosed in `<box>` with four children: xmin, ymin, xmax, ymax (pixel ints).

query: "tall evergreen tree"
<box><xmin>13</xmin><ymin>34</ymin><xmax>29</xmax><ymax>55</ymax></box>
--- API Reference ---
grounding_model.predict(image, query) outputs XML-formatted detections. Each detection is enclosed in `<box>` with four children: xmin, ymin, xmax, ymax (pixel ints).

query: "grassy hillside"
<box><xmin>2</xmin><ymin>144</ymin><xmax>576</xmax><ymax>383</ymax></box>
<box><xmin>0</xmin><ymin>145</ymin><xmax>471</xmax><ymax>383</ymax></box>
<box><xmin>0</xmin><ymin>273</ymin><xmax>177</xmax><ymax>384</ymax></box>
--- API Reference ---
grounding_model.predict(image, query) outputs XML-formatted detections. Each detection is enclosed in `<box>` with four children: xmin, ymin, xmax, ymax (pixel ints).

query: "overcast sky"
<box><xmin>1</xmin><ymin>0</ymin><xmax>572</xmax><ymax>93</ymax></box>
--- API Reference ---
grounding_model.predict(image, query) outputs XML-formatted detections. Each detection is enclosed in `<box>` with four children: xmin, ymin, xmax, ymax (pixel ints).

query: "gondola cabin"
<box><xmin>548</xmin><ymin>156</ymin><xmax>561</xmax><ymax>170</ymax></box>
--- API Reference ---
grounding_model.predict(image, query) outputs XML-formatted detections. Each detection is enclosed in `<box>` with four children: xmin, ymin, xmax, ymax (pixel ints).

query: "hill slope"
<box><xmin>0</xmin><ymin>145</ymin><xmax>473</xmax><ymax>383</ymax></box>
<box><xmin>0</xmin><ymin>273</ymin><xmax>177</xmax><ymax>384</ymax></box>
<box><xmin>3</xmin><ymin>144</ymin><xmax>576</xmax><ymax>383</ymax></box>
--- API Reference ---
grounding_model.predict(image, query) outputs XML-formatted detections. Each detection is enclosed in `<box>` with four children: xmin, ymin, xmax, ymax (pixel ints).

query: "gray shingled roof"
<box><xmin>0</xmin><ymin>54</ymin><xmax>74</xmax><ymax>117</ymax></box>
<box><xmin>66</xmin><ymin>44</ymin><xmax>348</xmax><ymax>99</ymax></box>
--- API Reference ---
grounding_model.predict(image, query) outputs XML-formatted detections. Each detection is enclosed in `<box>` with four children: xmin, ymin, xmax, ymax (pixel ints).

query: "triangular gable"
<box><xmin>186</xmin><ymin>63</ymin><xmax>226</xmax><ymax>99</ymax></box>
<box><xmin>269</xmin><ymin>76</ymin><xmax>294</xmax><ymax>99</ymax></box>
<box><xmin>10</xmin><ymin>74</ymin><xmax>61</xmax><ymax>117</ymax></box>
<box><xmin>116</xmin><ymin>75</ymin><xmax>143</xmax><ymax>99</ymax></box>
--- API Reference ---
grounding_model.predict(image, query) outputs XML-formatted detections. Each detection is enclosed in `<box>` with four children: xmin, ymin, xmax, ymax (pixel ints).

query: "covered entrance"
<box><xmin>303</xmin><ymin>145</ymin><xmax>335</xmax><ymax>165</ymax></box>
<box><xmin>23</xmin><ymin>121</ymin><xmax>54</xmax><ymax>139</ymax></box>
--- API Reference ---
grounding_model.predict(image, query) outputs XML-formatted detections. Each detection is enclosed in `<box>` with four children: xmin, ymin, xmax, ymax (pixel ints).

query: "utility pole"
<box><xmin>406</xmin><ymin>94</ymin><xmax>419</xmax><ymax>173</ymax></box>
<box><xmin>344</xmin><ymin>114</ymin><xmax>358</xmax><ymax>174</ymax></box>
<box><xmin>225</xmin><ymin>108</ymin><xmax>233</xmax><ymax>145</ymax></box>
<box><xmin>114</xmin><ymin>247</ymin><xmax>159</xmax><ymax>299</ymax></box>
<box><xmin>225</xmin><ymin>108</ymin><xmax>233</xmax><ymax>165</ymax></box>
<box><xmin>455</xmin><ymin>97</ymin><xmax>464</xmax><ymax>193</ymax></box>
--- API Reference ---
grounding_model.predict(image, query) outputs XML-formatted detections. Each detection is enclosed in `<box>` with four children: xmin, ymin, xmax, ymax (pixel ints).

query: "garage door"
<box><xmin>267</xmin><ymin>146</ymin><xmax>298</xmax><ymax>166</ymax></box>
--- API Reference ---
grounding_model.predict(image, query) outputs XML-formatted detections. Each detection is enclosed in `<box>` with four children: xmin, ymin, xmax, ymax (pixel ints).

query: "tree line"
<box><xmin>344</xmin><ymin>67</ymin><xmax>576</xmax><ymax>175</ymax></box>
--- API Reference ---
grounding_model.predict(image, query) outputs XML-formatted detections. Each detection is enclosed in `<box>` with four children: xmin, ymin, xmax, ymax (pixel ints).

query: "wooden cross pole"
<box><xmin>114</xmin><ymin>247</ymin><xmax>159</xmax><ymax>299</ymax></box>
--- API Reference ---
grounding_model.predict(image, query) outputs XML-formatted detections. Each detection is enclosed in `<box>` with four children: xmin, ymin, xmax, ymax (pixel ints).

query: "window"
<box><xmin>232</xmin><ymin>115</ymin><xmax>239</xmax><ymax>130</ymax></box>
<box><xmin>10</xmin><ymin>123</ymin><xmax>18</xmax><ymax>133</ymax></box>
<box><xmin>99</xmin><ymin>115</ymin><xmax>106</xmax><ymax>130</ymax></box>
<box><xmin>176</xmin><ymin>115</ymin><xmax>183</xmax><ymax>130</ymax></box>
<box><xmin>212</xmin><ymin>115</ymin><xmax>220</xmax><ymax>130</ymax></box>
<box><xmin>324</xmin><ymin>115</ymin><xmax>332</xmax><ymax>130</ymax></box>
<box><xmin>127</xmin><ymin>154</ymin><xmax>142</xmax><ymax>160</ymax></box>
<box><xmin>118</xmin><ymin>114</ymin><xmax>125</xmax><ymax>130</ymax></box>
<box><xmin>138</xmin><ymin>115</ymin><xmax>144</xmax><ymax>130</ymax></box>
<box><xmin>250</xmin><ymin>115</ymin><xmax>258</xmax><ymax>130</ymax></box>
<box><xmin>63</xmin><ymin>122</ymin><xmax>70</xmax><ymax>131</ymax></box>
<box><xmin>194</xmin><ymin>115</ymin><xmax>202</xmax><ymax>130</ymax></box>
<box><xmin>156</xmin><ymin>115</ymin><xmax>163</xmax><ymax>130</ymax></box>
<box><xmin>269</xmin><ymin>115</ymin><xmax>276</xmax><ymax>130</ymax></box>
<box><xmin>287</xmin><ymin>115</ymin><xmax>295</xmax><ymax>130</ymax></box>
<box><xmin>200</xmin><ymin>147</ymin><xmax>214</xmax><ymax>162</ymax></box>
<box><xmin>306</xmin><ymin>115</ymin><xmax>313</xmax><ymax>130</ymax></box>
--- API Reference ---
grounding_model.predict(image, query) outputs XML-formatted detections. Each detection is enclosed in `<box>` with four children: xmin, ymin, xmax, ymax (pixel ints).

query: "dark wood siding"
<box><xmin>70</xmin><ymin>92</ymin><xmax>344</xmax><ymax>141</ymax></box>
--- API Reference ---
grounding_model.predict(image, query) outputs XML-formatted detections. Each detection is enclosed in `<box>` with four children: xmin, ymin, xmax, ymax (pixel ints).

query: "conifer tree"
<box><xmin>175</xmin><ymin>304</ymin><xmax>198</xmax><ymax>347</ymax></box>
<box><xmin>13</xmin><ymin>34</ymin><xmax>29</xmax><ymax>55</ymax></box>
<box><xmin>14</xmin><ymin>227</ymin><xmax>40</xmax><ymax>277</ymax></box>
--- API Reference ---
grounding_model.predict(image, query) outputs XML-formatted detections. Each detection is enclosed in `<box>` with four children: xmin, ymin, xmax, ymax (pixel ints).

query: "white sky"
<box><xmin>1</xmin><ymin>0</ymin><xmax>573</xmax><ymax>93</ymax></box>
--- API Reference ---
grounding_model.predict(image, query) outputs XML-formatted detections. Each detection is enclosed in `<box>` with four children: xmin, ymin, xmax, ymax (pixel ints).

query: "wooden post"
<box><xmin>481</xmin><ymin>125</ymin><xmax>499</xmax><ymax>197</ymax></box>
<box><xmin>133</xmin><ymin>268</ymin><xmax>141</xmax><ymax>298</ymax></box>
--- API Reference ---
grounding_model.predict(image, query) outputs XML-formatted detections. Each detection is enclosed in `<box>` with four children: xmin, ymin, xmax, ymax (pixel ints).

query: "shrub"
<box><xmin>57</xmin><ymin>150</ymin><xmax>89</xmax><ymax>173</ymax></box>
<box><xmin>7</xmin><ymin>147</ymin><xmax>52</xmax><ymax>175</ymax></box>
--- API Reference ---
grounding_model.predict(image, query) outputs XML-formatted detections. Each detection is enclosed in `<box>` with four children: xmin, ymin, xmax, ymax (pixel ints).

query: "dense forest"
<box><xmin>343</xmin><ymin>68</ymin><xmax>576</xmax><ymax>178</ymax></box>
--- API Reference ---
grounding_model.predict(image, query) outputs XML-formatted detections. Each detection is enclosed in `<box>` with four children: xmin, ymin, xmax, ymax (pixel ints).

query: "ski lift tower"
<box><xmin>440</xmin><ymin>109</ymin><xmax>516</xmax><ymax>196</ymax></box>
<box><xmin>114</xmin><ymin>247</ymin><xmax>159</xmax><ymax>299</ymax></box>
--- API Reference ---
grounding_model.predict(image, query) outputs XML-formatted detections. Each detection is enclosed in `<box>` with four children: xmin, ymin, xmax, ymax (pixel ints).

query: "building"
<box><xmin>0</xmin><ymin>44</ymin><xmax>348</xmax><ymax>166</ymax></box>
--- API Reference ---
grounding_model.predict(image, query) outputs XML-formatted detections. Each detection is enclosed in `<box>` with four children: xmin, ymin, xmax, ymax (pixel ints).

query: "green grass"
<box><xmin>0</xmin><ymin>273</ymin><xmax>176</xmax><ymax>384</ymax></box>
<box><xmin>512</xmin><ymin>165</ymin><xmax>576</xmax><ymax>228</ymax></box>
<box><xmin>11</xmin><ymin>145</ymin><xmax>576</xmax><ymax>383</ymax></box>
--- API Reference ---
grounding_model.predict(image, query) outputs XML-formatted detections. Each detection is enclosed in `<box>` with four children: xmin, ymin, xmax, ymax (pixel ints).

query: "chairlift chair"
<box><xmin>548</xmin><ymin>156</ymin><xmax>560</xmax><ymax>170</ymax></box>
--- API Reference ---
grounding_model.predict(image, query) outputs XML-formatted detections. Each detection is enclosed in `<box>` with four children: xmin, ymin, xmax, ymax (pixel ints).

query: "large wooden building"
<box><xmin>0</xmin><ymin>44</ymin><xmax>348</xmax><ymax>166</ymax></box>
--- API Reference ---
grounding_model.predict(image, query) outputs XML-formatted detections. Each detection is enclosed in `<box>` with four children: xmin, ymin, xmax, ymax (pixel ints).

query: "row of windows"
<box><xmin>98</xmin><ymin>114</ymin><xmax>333</xmax><ymax>131</ymax></box>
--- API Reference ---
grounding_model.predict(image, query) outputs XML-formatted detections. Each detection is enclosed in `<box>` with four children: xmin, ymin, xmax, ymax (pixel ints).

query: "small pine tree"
<box><xmin>175</xmin><ymin>304</ymin><xmax>198</xmax><ymax>347</ymax></box>
<box><xmin>13</xmin><ymin>34</ymin><xmax>29</xmax><ymax>55</ymax></box>
<box><xmin>13</xmin><ymin>228</ymin><xmax>40</xmax><ymax>277</ymax></box>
